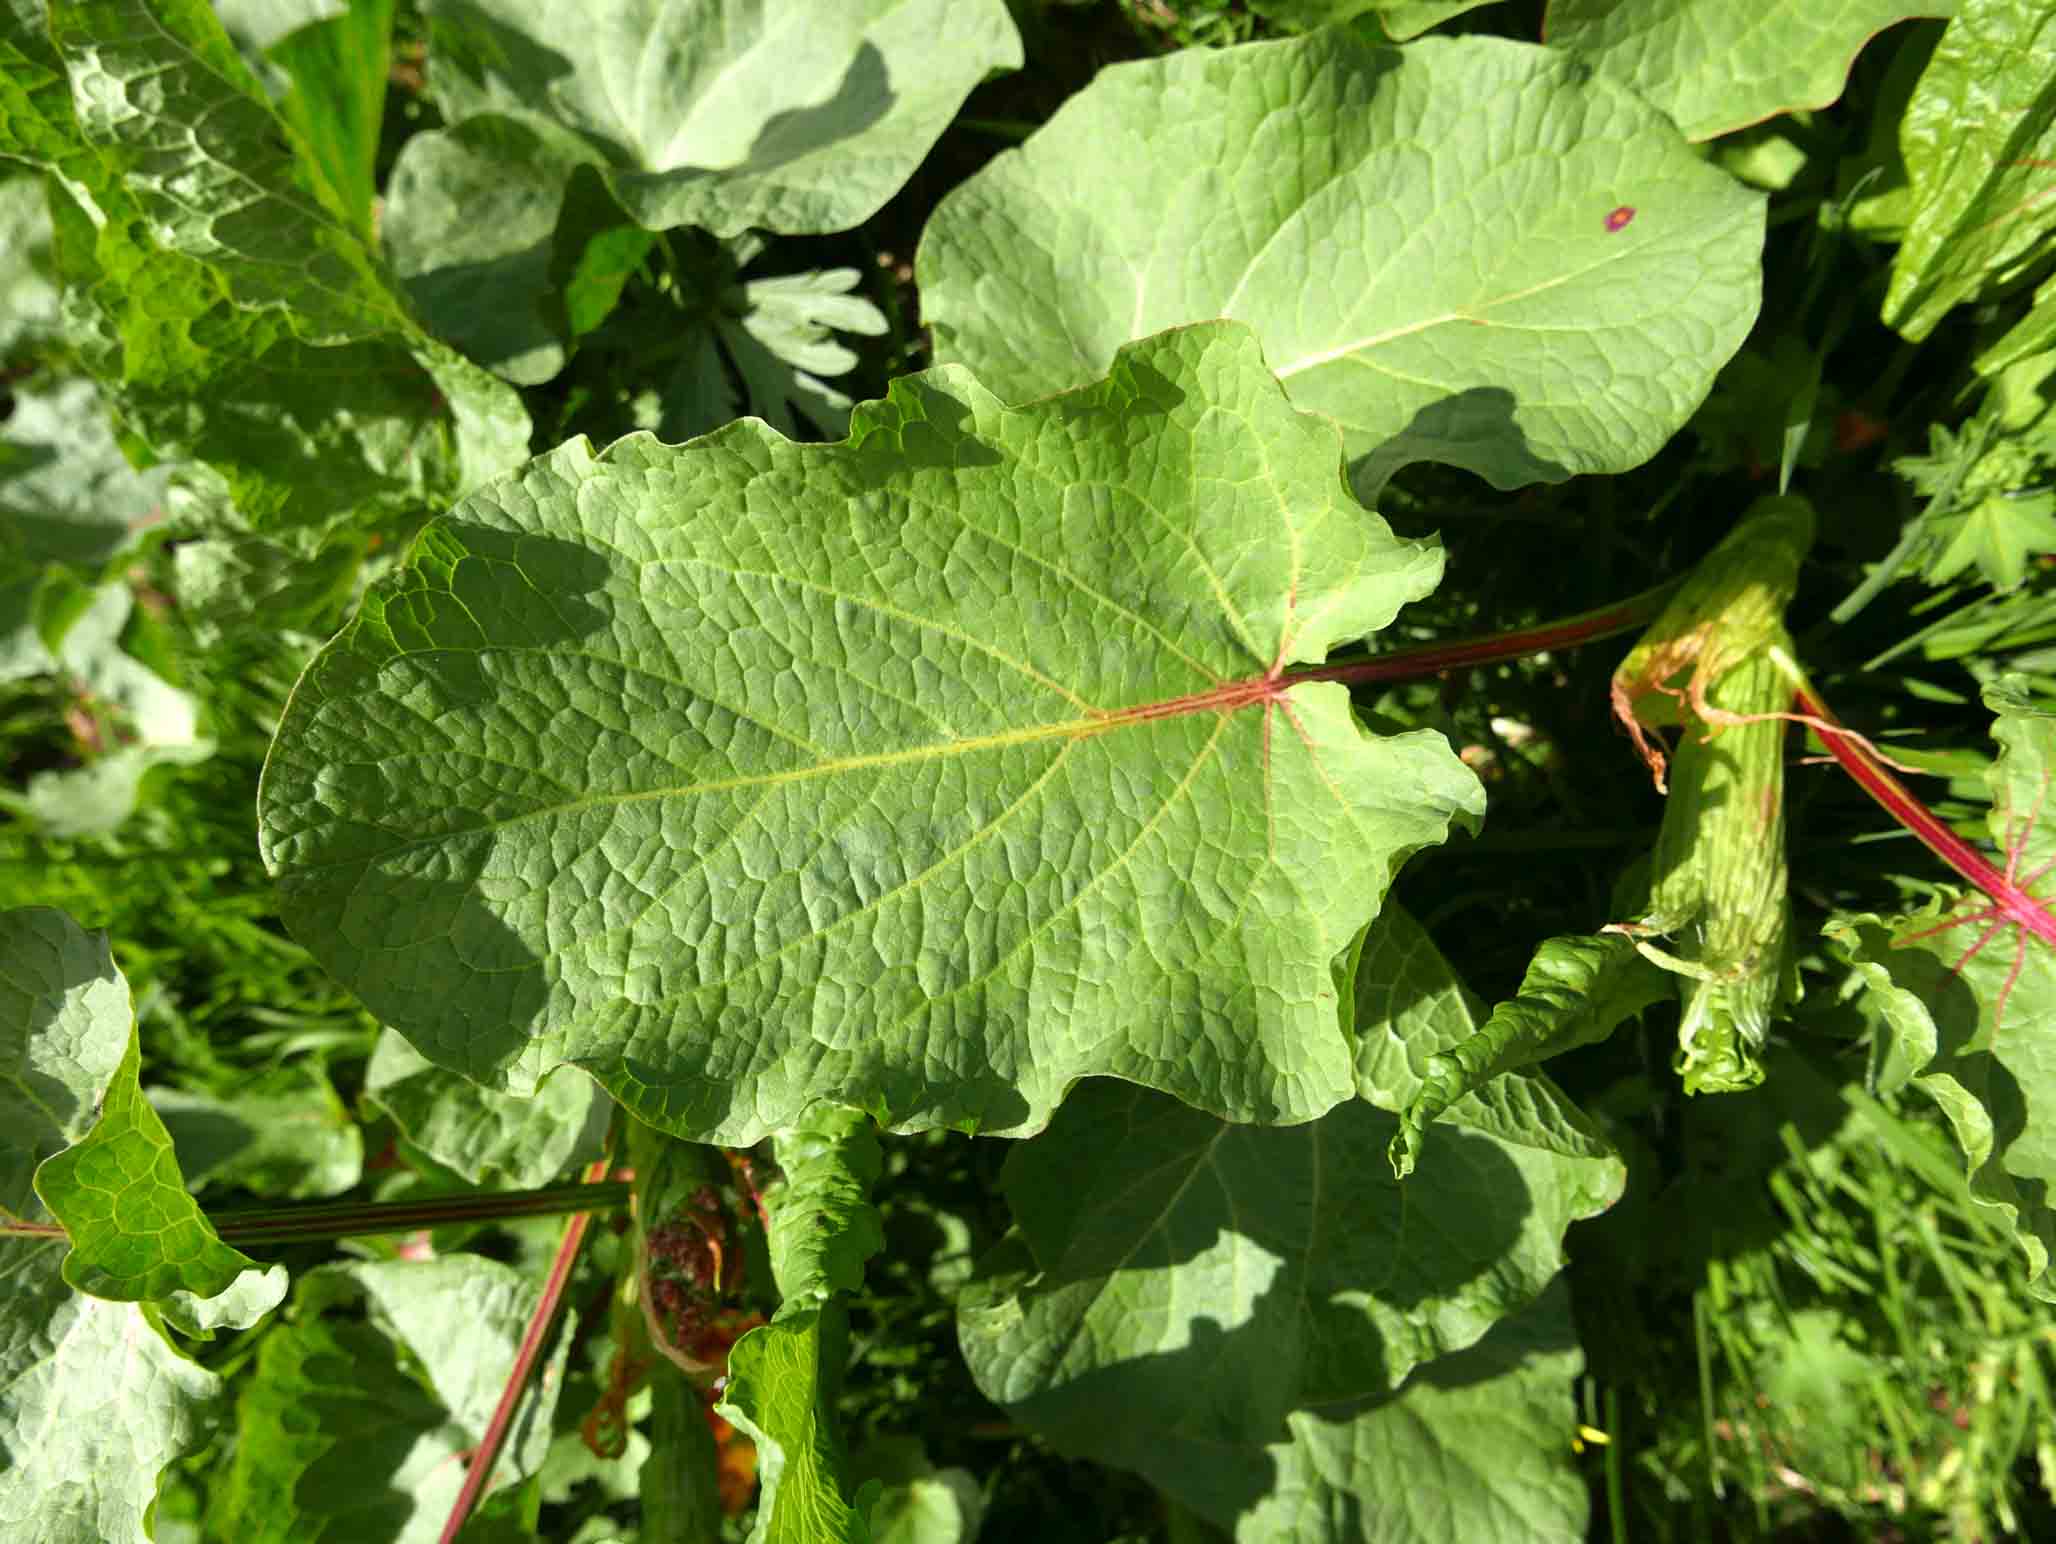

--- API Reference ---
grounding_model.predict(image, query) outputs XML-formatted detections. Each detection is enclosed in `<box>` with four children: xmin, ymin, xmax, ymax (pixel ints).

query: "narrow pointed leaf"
<box><xmin>717</xmin><ymin>1105</ymin><xmax>888</xmax><ymax>1544</ymax></box>
<box><xmin>1545</xmin><ymin>0</ymin><xmax>1949</xmax><ymax>143</ymax></box>
<box><xmin>916</xmin><ymin>32</ymin><xmax>1763</xmax><ymax>493</ymax></box>
<box><xmin>1389</xmin><ymin>930</ymin><xmax>1666</xmax><ymax>1178</ymax></box>
<box><xmin>259</xmin><ymin>322</ymin><xmax>1483</xmax><ymax>1142</ymax></box>
<box><xmin>1883</xmin><ymin>0</ymin><xmax>2056</xmax><ymax>340</ymax></box>
<box><xmin>421</xmin><ymin>0</ymin><xmax>1022</xmax><ymax>238</ymax></box>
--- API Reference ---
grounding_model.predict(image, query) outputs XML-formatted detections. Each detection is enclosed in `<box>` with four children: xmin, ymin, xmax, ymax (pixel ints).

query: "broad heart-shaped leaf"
<box><xmin>1544</xmin><ymin>0</ymin><xmax>1948</xmax><ymax>143</ymax></box>
<box><xmin>1211</xmin><ymin>1282</ymin><xmax>1588</xmax><ymax>1543</ymax></box>
<box><xmin>259</xmin><ymin>322</ymin><xmax>1484</xmax><ymax>1143</ymax></box>
<box><xmin>717</xmin><ymin>1105</ymin><xmax>887</xmax><ymax>1544</ymax></box>
<box><xmin>957</xmin><ymin>1077</ymin><xmax>1617</xmax><ymax>1511</ymax></box>
<box><xmin>363</xmin><ymin>1028</ymin><xmax>605</xmax><ymax>1188</ymax></box>
<box><xmin>208</xmin><ymin>1256</ymin><xmax>571</xmax><ymax>1543</ymax></box>
<box><xmin>0</xmin><ymin>0</ymin><xmax>527</xmax><ymax>535</ymax></box>
<box><xmin>1883</xmin><ymin>0</ymin><xmax>2056</xmax><ymax>341</ymax></box>
<box><xmin>420</xmin><ymin>0</ymin><xmax>1021</xmax><ymax>238</ymax></box>
<box><xmin>916</xmin><ymin>32</ymin><xmax>1763</xmax><ymax>495</ymax></box>
<box><xmin>0</xmin><ymin>1239</ymin><xmax>225</xmax><ymax>1544</ymax></box>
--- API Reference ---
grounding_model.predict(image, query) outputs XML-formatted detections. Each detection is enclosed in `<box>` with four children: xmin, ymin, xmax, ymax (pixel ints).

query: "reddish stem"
<box><xmin>1791</xmin><ymin>680</ymin><xmax>2056</xmax><ymax>951</ymax></box>
<box><xmin>439</xmin><ymin>1156</ymin><xmax>616</xmax><ymax>1543</ymax></box>
<box><xmin>1283</xmin><ymin>583</ymin><xmax>1675</xmax><ymax>690</ymax></box>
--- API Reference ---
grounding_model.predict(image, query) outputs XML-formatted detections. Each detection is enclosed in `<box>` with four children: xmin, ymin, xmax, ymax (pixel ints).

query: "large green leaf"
<box><xmin>957</xmin><ymin>1073</ymin><xmax>1617</xmax><ymax>1497</ymax></box>
<box><xmin>0</xmin><ymin>1239</ymin><xmax>225</xmax><ymax>1544</ymax></box>
<box><xmin>0</xmin><ymin>376</ymin><xmax>169</xmax><ymax>572</ymax></box>
<box><xmin>0</xmin><ymin>0</ymin><xmax>528</xmax><ymax>533</ymax></box>
<box><xmin>420</xmin><ymin>0</ymin><xmax>1022</xmax><ymax>238</ymax></box>
<box><xmin>1883</xmin><ymin>0</ymin><xmax>2056</xmax><ymax>340</ymax></box>
<box><xmin>259</xmin><ymin>322</ymin><xmax>1483</xmax><ymax>1143</ymax></box>
<box><xmin>1545</xmin><ymin>0</ymin><xmax>1949</xmax><ymax>143</ymax></box>
<box><xmin>916</xmin><ymin>32</ymin><xmax>1763</xmax><ymax>494</ymax></box>
<box><xmin>1209</xmin><ymin>1282</ymin><xmax>1588</xmax><ymax>1543</ymax></box>
<box><xmin>1827</xmin><ymin>679</ymin><xmax>2056</xmax><ymax>1295</ymax></box>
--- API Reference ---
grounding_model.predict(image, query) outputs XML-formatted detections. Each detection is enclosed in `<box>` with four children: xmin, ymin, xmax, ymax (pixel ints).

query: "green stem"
<box><xmin>0</xmin><ymin>1180</ymin><xmax>632</xmax><ymax>1246</ymax></box>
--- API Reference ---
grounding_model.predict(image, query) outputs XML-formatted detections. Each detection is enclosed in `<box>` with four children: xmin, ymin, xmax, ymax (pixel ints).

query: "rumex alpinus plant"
<box><xmin>10</xmin><ymin>1</ymin><xmax>2056</xmax><ymax>1542</ymax></box>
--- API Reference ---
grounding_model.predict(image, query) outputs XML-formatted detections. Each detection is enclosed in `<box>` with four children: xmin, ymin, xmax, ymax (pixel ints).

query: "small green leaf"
<box><xmin>1546</xmin><ymin>0</ymin><xmax>1949</xmax><ymax>142</ymax></box>
<box><xmin>150</xmin><ymin>1062</ymin><xmax>364</xmax><ymax>1200</ymax></box>
<box><xmin>363</xmin><ymin>1028</ymin><xmax>605</xmax><ymax>1188</ymax></box>
<box><xmin>260</xmin><ymin>322</ymin><xmax>1482</xmax><ymax>1143</ymax></box>
<box><xmin>917</xmin><ymin>31</ymin><xmax>1764</xmax><ymax>493</ymax></box>
<box><xmin>1883</xmin><ymin>0</ymin><xmax>2056</xmax><ymax>340</ymax></box>
<box><xmin>422</xmin><ymin>0</ymin><xmax>1022</xmax><ymax>237</ymax></box>
<box><xmin>1389</xmin><ymin>929</ymin><xmax>1667</xmax><ymax>1178</ymax></box>
<box><xmin>716</xmin><ymin>1106</ymin><xmax>888</xmax><ymax>1544</ymax></box>
<box><xmin>35</xmin><ymin>1032</ymin><xmax>265</xmax><ymax>1302</ymax></box>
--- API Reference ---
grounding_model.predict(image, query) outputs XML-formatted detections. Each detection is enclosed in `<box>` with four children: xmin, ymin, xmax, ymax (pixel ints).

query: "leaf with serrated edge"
<box><xmin>259</xmin><ymin>321</ymin><xmax>1483</xmax><ymax>1143</ymax></box>
<box><xmin>917</xmin><ymin>32</ymin><xmax>1763</xmax><ymax>494</ymax></box>
<box><xmin>1546</xmin><ymin>0</ymin><xmax>1948</xmax><ymax>143</ymax></box>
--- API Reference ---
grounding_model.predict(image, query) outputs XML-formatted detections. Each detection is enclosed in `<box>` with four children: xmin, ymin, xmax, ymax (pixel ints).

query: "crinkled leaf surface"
<box><xmin>259</xmin><ymin>322</ymin><xmax>1483</xmax><ymax>1143</ymax></box>
<box><xmin>0</xmin><ymin>1239</ymin><xmax>225</xmax><ymax>1544</ymax></box>
<box><xmin>210</xmin><ymin>1256</ymin><xmax>569</xmax><ymax>1543</ymax></box>
<box><xmin>0</xmin><ymin>905</ymin><xmax>128</xmax><ymax>1218</ymax></box>
<box><xmin>1216</xmin><ymin>1282</ymin><xmax>1587</xmax><ymax>1543</ymax></box>
<box><xmin>0</xmin><ymin>0</ymin><xmax>527</xmax><ymax>533</ymax></box>
<box><xmin>35</xmin><ymin>1029</ymin><xmax>269</xmax><ymax>1302</ymax></box>
<box><xmin>717</xmin><ymin>1106</ymin><xmax>887</xmax><ymax>1544</ymax></box>
<box><xmin>1883</xmin><ymin>0</ymin><xmax>2056</xmax><ymax>340</ymax></box>
<box><xmin>363</xmin><ymin>1027</ymin><xmax>604</xmax><ymax>1187</ymax></box>
<box><xmin>1826</xmin><ymin>679</ymin><xmax>2056</xmax><ymax>1295</ymax></box>
<box><xmin>956</xmin><ymin>1065</ymin><xmax>1619</xmax><ymax>1499</ymax></box>
<box><xmin>916</xmin><ymin>32</ymin><xmax>1763</xmax><ymax>494</ymax></box>
<box><xmin>1545</xmin><ymin>0</ymin><xmax>1949</xmax><ymax>143</ymax></box>
<box><xmin>421</xmin><ymin>0</ymin><xmax>1021</xmax><ymax>238</ymax></box>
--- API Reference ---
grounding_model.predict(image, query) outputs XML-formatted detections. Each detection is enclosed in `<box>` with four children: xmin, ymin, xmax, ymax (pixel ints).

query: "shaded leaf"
<box><xmin>1545</xmin><ymin>0</ymin><xmax>1948</xmax><ymax>143</ymax></box>
<box><xmin>917</xmin><ymin>31</ymin><xmax>1763</xmax><ymax>494</ymax></box>
<box><xmin>956</xmin><ymin>1075</ymin><xmax>1619</xmax><ymax>1500</ymax></box>
<box><xmin>150</xmin><ymin>1062</ymin><xmax>364</xmax><ymax>1200</ymax></box>
<box><xmin>363</xmin><ymin>1027</ymin><xmax>604</xmax><ymax>1188</ymax></box>
<box><xmin>210</xmin><ymin>1256</ymin><xmax>571</xmax><ymax>1542</ymax></box>
<box><xmin>421</xmin><ymin>0</ymin><xmax>1022</xmax><ymax>237</ymax></box>
<box><xmin>1218</xmin><ymin>1282</ymin><xmax>1588</xmax><ymax>1543</ymax></box>
<box><xmin>259</xmin><ymin>322</ymin><xmax>1483</xmax><ymax>1143</ymax></box>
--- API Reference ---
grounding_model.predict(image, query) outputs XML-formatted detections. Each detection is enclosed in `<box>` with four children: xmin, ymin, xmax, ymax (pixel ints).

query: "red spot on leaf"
<box><xmin>1605</xmin><ymin>205</ymin><xmax>1636</xmax><ymax>232</ymax></box>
